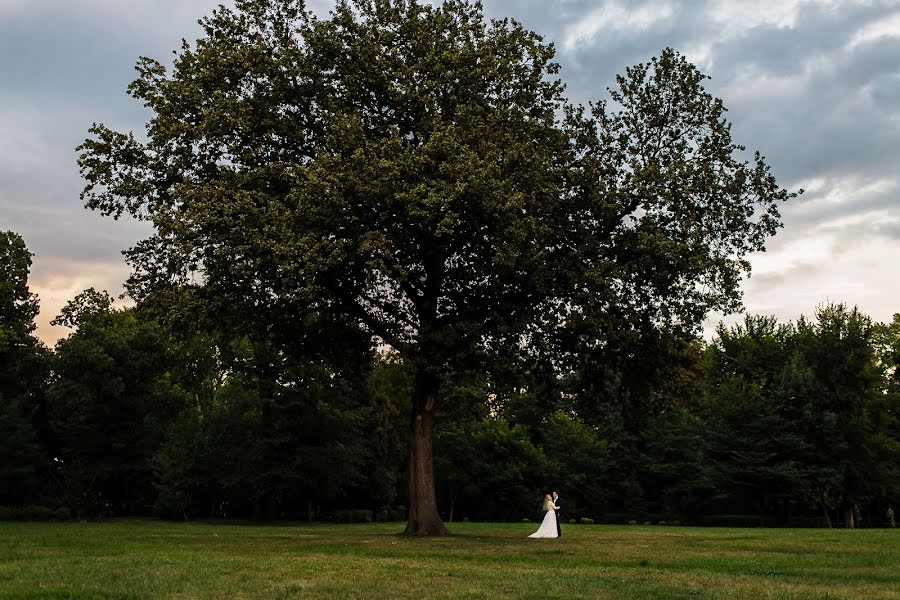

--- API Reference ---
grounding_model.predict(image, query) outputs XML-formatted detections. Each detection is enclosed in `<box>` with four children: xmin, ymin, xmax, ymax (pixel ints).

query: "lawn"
<box><xmin>0</xmin><ymin>520</ymin><xmax>897</xmax><ymax>599</ymax></box>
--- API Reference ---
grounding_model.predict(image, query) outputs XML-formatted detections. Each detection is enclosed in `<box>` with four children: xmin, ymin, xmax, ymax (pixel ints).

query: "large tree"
<box><xmin>78</xmin><ymin>0</ymin><xmax>794</xmax><ymax>534</ymax></box>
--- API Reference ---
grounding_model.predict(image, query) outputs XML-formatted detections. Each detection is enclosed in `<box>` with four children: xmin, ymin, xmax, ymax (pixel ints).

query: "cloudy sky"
<box><xmin>2</xmin><ymin>0</ymin><xmax>899</xmax><ymax>345</ymax></box>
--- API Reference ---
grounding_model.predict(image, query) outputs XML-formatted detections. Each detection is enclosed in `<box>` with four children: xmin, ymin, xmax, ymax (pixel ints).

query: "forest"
<box><xmin>2</xmin><ymin>229</ymin><xmax>898</xmax><ymax>528</ymax></box>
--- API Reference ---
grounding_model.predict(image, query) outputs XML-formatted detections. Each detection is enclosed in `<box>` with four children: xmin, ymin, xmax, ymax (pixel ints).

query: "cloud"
<box><xmin>29</xmin><ymin>256</ymin><xmax>135</xmax><ymax>348</ymax></box>
<box><xmin>706</xmin><ymin>0</ymin><xmax>846</xmax><ymax>31</ymax></box>
<box><xmin>847</xmin><ymin>9</ymin><xmax>900</xmax><ymax>49</ymax></box>
<box><xmin>783</xmin><ymin>176</ymin><xmax>900</xmax><ymax>228</ymax></box>
<box><xmin>710</xmin><ymin>231</ymin><xmax>900</xmax><ymax>333</ymax></box>
<box><xmin>562</xmin><ymin>1</ymin><xmax>676</xmax><ymax>53</ymax></box>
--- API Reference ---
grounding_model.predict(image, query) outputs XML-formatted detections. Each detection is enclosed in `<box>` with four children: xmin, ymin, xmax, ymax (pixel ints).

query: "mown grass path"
<box><xmin>0</xmin><ymin>521</ymin><xmax>897</xmax><ymax>599</ymax></box>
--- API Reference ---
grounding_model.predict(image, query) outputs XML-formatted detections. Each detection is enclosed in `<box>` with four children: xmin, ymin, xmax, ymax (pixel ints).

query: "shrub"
<box><xmin>789</xmin><ymin>516</ymin><xmax>829</xmax><ymax>528</ymax></box>
<box><xmin>671</xmin><ymin>520</ymin><xmax>681</xmax><ymax>526</ymax></box>
<box><xmin>628</xmin><ymin>520</ymin><xmax>637</xmax><ymax>525</ymax></box>
<box><xmin>579</xmin><ymin>518</ymin><xmax>594</xmax><ymax>525</ymax></box>
<box><xmin>335</xmin><ymin>509</ymin><xmax>373</xmax><ymax>524</ymax></box>
<box><xmin>153</xmin><ymin>489</ymin><xmax>191</xmax><ymax>521</ymax></box>
<box><xmin>390</xmin><ymin>509</ymin><xmax>406</xmax><ymax>521</ymax></box>
<box><xmin>0</xmin><ymin>506</ymin><xmax>12</xmax><ymax>521</ymax></box>
<box><xmin>462</xmin><ymin>517</ymin><xmax>470</xmax><ymax>522</ymax></box>
<box><xmin>601</xmin><ymin>513</ymin><xmax>628</xmax><ymax>525</ymax></box>
<box><xmin>568</xmin><ymin>519</ymin><xmax>576</xmax><ymax>525</ymax></box>
<box><xmin>372</xmin><ymin>507</ymin><xmax>405</xmax><ymax>522</ymax></box>
<box><xmin>642</xmin><ymin>521</ymin><xmax>651</xmax><ymax>525</ymax></box>
<box><xmin>376</xmin><ymin>508</ymin><xmax>406</xmax><ymax>522</ymax></box>
<box><xmin>888</xmin><ymin>507</ymin><xmax>895</xmax><ymax>528</ymax></box>
<box><xmin>53</xmin><ymin>507</ymin><xmax>71</xmax><ymax>521</ymax></box>
<box><xmin>521</xmin><ymin>518</ymin><xmax>530</xmax><ymax>523</ymax></box>
<box><xmin>657</xmin><ymin>520</ymin><xmax>667</xmax><ymax>526</ymax></box>
<box><xmin>20</xmin><ymin>506</ymin><xmax>55</xmax><ymax>521</ymax></box>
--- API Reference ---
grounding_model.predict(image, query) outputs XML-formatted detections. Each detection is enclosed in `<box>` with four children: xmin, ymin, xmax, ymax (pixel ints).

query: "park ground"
<box><xmin>0</xmin><ymin>521</ymin><xmax>898</xmax><ymax>599</ymax></box>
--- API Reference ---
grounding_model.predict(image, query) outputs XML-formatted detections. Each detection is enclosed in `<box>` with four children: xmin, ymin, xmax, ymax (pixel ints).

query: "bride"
<box><xmin>528</xmin><ymin>494</ymin><xmax>559</xmax><ymax>538</ymax></box>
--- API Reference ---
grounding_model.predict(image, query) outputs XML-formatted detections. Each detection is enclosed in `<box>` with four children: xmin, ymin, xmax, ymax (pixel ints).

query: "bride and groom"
<box><xmin>528</xmin><ymin>490</ymin><xmax>562</xmax><ymax>538</ymax></box>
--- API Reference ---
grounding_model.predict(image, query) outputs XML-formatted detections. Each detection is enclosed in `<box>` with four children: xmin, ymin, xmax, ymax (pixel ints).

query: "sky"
<box><xmin>1</xmin><ymin>0</ymin><xmax>899</xmax><ymax>346</ymax></box>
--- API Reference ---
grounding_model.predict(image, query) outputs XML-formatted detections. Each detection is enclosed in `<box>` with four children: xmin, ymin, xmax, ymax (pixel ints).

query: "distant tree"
<box><xmin>538</xmin><ymin>412</ymin><xmax>614</xmax><ymax>520</ymax></box>
<box><xmin>435</xmin><ymin>419</ymin><xmax>547</xmax><ymax>522</ymax></box>
<box><xmin>78</xmin><ymin>0</ymin><xmax>796</xmax><ymax>534</ymax></box>
<box><xmin>0</xmin><ymin>231</ymin><xmax>49</xmax><ymax>405</ymax></box>
<box><xmin>433</xmin><ymin>427</ymin><xmax>476</xmax><ymax>523</ymax></box>
<box><xmin>702</xmin><ymin>374</ymin><xmax>812</xmax><ymax>525</ymax></box>
<box><xmin>568</xmin><ymin>328</ymin><xmax>707</xmax><ymax>432</ymax></box>
<box><xmin>357</xmin><ymin>351</ymin><xmax>412</xmax><ymax>514</ymax></box>
<box><xmin>702</xmin><ymin>308</ymin><xmax>900</xmax><ymax>527</ymax></box>
<box><xmin>642</xmin><ymin>408</ymin><xmax>721</xmax><ymax>522</ymax></box>
<box><xmin>878</xmin><ymin>314</ymin><xmax>900</xmax><ymax>396</ymax></box>
<box><xmin>0</xmin><ymin>398</ymin><xmax>47</xmax><ymax>506</ymax></box>
<box><xmin>50</xmin><ymin>287</ymin><xmax>114</xmax><ymax>330</ymax></box>
<box><xmin>702</xmin><ymin>316</ymin><xmax>816</xmax><ymax>525</ymax></box>
<box><xmin>154</xmin><ymin>334</ymin><xmax>373</xmax><ymax>521</ymax></box>
<box><xmin>872</xmin><ymin>314</ymin><xmax>900</xmax><ymax>519</ymax></box>
<box><xmin>0</xmin><ymin>231</ymin><xmax>52</xmax><ymax>507</ymax></box>
<box><xmin>0</xmin><ymin>231</ymin><xmax>39</xmax><ymax>346</ymax></box>
<box><xmin>152</xmin><ymin>406</ymin><xmax>210</xmax><ymax>520</ymax></box>
<box><xmin>47</xmin><ymin>297</ymin><xmax>188</xmax><ymax>516</ymax></box>
<box><xmin>791</xmin><ymin>304</ymin><xmax>892</xmax><ymax>527</ymax></box>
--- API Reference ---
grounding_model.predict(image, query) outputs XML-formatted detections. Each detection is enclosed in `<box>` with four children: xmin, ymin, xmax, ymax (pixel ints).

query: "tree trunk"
<box><xmin>821</xmin><ymin>500</ymin><xmax>832</xmax><ymax>528</ymax></box>
<box><xmin>844</xmin><ymin>505</ymin><xmax>855</xmax><ymax>529</ymax></box>
<box><xmin>404</xmin><ymin>370</ymin><xmax>449</xmax><ymax>536</ymax></box>
<box><xmin>449</xmin><ymin>486</ymin><xmax>456</xmax><ymax>523</ymax></box>
<box><xmin>307</xmin><ymin>498</ymin><xmax>313</xmax><ymax>523</ymax></box>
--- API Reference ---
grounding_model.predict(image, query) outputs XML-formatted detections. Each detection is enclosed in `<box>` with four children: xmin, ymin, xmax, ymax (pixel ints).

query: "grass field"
<box><xmin>0</xmin><ymin>521</ymin><xmax>898</xmax><ymax>599</ymax></box>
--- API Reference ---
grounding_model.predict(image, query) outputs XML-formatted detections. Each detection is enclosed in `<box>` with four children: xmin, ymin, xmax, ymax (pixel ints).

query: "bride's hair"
<box><xmin>543</xmin><ymin>494</ymin><xmax>553</xmax><ymax>510</ymax></box>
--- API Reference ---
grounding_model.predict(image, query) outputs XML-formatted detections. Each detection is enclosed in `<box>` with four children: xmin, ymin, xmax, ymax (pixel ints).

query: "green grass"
<box><xmin>1</xmin><ymin>521</ymin><xmax>898</xmax><ymax>599</ymax></box>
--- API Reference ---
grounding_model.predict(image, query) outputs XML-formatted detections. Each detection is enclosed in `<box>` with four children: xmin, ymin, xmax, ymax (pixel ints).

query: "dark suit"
<box><xmin>553</xmin><ymin>495</ymin><xmax>561</xmax><ymax>536</ymax></box>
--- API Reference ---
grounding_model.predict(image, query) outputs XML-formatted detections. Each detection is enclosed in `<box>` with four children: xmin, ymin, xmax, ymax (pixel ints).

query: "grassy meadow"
<box><xmin>0</xmin><ymin>520</ymin><xmax>897</xmax><ymax>599</ymax></box>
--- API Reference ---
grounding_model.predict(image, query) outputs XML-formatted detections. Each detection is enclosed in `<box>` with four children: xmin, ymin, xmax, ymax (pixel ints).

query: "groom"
<box><xmin>552</xmin><ymin>490</ymin><xmax>562</xmax><ymax>537</ymax></box>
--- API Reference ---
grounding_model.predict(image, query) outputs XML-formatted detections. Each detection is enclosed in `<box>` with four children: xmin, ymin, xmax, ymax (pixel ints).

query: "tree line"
<box><xmin>2</xmin><ymin>230</ymin><xmax>898</xmax><ymax>527</ymax></box>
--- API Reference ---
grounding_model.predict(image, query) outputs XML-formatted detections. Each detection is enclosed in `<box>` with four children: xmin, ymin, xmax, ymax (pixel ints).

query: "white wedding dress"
<box><xmin>528</xmin><ymin>508</ymin><xmax>559</xmax><ymax>538</ymax></box>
